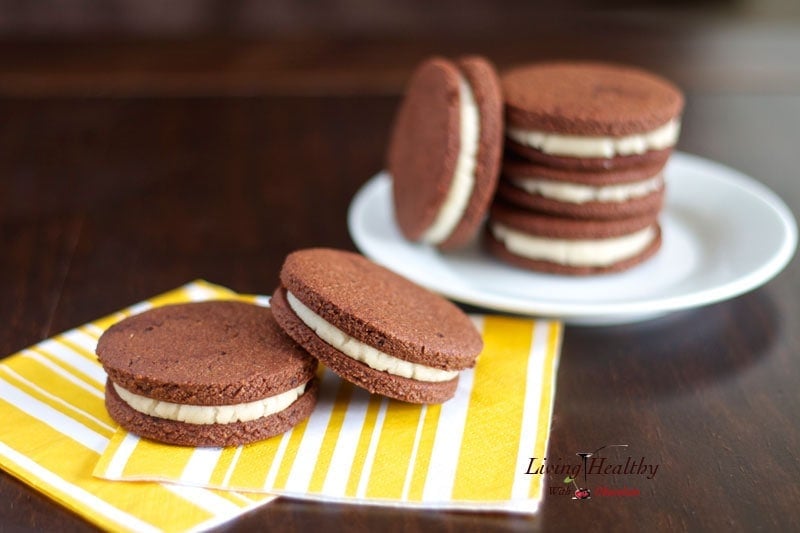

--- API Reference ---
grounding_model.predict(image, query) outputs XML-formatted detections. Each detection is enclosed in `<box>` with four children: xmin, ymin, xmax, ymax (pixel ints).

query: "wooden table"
<box><xmin>2</xmin><ymin>10</ymin><xmax>799</xmax><ymax>532</ymax></box>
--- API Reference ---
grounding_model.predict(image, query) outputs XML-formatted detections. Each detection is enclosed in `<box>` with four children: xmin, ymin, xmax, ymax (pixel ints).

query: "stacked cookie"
<box><xmin>486</xmin><ymin>62</ymin><xmax>684</xmax><ymax>274</ymax></box>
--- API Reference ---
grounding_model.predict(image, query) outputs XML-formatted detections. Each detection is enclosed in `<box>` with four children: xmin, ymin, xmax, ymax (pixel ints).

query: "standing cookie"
<box><xmin>388</xmin><ymin>55</ymin><xmax>503</xmax><ymax>249</ymax></box>
<box><xmin>502</xmin><ymin>62</ymin><xmax>684</xmax><ymax>170</ymax></box>
<box><xmin>271</xmin><ymin>248</ymin><xmax>482</xmax><ymax>404</ymax></box>
<box><xmin>97</xmin><ymin>301</ymin><xmax>318</xmax><ymax>447</ymax></box>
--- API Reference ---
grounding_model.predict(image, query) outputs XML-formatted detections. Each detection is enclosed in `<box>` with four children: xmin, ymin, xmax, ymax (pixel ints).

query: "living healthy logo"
<box><xmin>524</xmin><ymin>444</ymin><xmax>659</xmax><ymax>500</ymax></box>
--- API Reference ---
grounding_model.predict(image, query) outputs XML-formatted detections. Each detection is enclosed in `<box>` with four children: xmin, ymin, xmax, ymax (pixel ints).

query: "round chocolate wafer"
<box><xmin>270</xmin><ymin>248</ymin><xmax>482</xmax><ymax>404</ymax></box>
<box><xmin>502</xmin><ymin>61</ymin><xmax>684</xmax><ymax>169</ymax></box>
<box><xmin>486</xmin><ymin>202</ymin><xmax>662</xmax><ymax>275</ymax></box>
<box><xmin>389</xmin><ymin>55</ymin><xmax>503</xmax><ymax>249</ymax></box>
<box><xmin>498</xmin><ymin>156</ymin><xmax>666</xmax><ymax>219</ymax></box>
<box><xmin>97</xmin><ymin>301</ymin><xmax>318</xmax><ymax>447</ymax></box>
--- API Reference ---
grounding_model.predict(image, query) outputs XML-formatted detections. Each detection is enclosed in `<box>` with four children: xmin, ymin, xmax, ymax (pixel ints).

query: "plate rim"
<box><xmin>348</xmin><ymin>152</ymin><xmax>797</xmax><ymax>321</ymax></box>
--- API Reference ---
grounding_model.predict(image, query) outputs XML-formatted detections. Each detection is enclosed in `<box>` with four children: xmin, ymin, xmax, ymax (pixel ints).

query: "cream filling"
<box><xmin>286</xmin><ymin>291</ymin><xmax>458</xmax><ymax>382</ymax></box>
<box><xmin>492</xmin><ymin>223</ymin><xmax>656</xmax><ymax>267</ymax></box>
<box><xmin>510</xmin><ymin>174</ymin><xmax>663</xmax><ymax>204</ymax></box>
<box><xmin>507</xmin><ymin>119</ymin><xmax>680</xmax><ymax>158</ymax></box>
<box><xmin>420</xmin><ymin>75</ymin><xmax>481</xmax><ymax>244</ymax></box>
<box><xmin>113</xmin><ymin>382</ymin><xmax>307</xmax><ymax>425</ymax></box>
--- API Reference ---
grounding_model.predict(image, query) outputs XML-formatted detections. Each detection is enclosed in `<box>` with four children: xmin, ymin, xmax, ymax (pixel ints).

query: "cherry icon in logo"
<box><xmin>564</xmin><ymin>476</ymin><xmax>591</xmax><ymax>500</ymax></box>
<box><xmin>574</xmin><ymin>488</ymin><xmax>591</xmax><ymax>500</ymax></box>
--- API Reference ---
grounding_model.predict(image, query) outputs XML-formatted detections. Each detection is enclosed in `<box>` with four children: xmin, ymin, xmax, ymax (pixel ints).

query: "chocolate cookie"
<box><xmin>97</xmin><ymin>300</ymin><xmax>318</xmax><ymax>447</ymax></box>
<box><xmin>498</xmin><ymin>155</ymin><xmax>666</xmax><ymax>219</ymax></box>
<box><xmin>388</xmin><ymin>55</ymin><xmax>503</xmax><ymax>250</ymax></box>
<box><xmin>270</xmin><ymin>248</ymin><xmax>482</xmax><ymax>404</ymax></box>
<box><xmin>502</xmin><ymin>62</ymin><xmax>684</xmax><ymax>170</ymax></box>
<box><xmin>486</xmin><ymin>201</ymin><xmax>662</xmax><ymax>275</ymax></box>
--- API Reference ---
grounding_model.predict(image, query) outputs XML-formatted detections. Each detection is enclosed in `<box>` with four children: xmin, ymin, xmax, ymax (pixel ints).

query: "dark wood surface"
<box><xmin>2</xmin><ymin>7</ymin><xmax>799</xmax><ymax>532</ymax></box>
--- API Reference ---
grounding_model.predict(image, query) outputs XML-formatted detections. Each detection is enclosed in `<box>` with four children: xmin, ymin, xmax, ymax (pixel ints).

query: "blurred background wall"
<box><xmin>0</xmin><ymin>0</ymin><xmax>798</xmax><ymax>97</ymax></box>
<box><xmin>0</xmin><ymin>0</ymin><xmax>798</xmax><ymax>38</ymax></box>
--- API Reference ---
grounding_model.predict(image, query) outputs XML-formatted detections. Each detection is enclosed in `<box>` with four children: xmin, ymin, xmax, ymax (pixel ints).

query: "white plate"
<box><xmin>347</xmin><ymin>152</ymin><xmax>797</xmax><ymax>325</ymax></box>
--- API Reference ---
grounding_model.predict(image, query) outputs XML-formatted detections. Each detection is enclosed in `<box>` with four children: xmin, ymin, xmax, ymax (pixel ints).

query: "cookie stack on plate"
<box><xmin>485</xmin><ymin>62</ymin><xmax>684</xmax><ymax>275</ymax></box>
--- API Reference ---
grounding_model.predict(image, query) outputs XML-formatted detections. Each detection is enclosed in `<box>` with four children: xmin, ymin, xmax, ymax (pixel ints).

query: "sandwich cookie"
<box><xmin>271</xmin><ymin>248</ymin><xmax>482</xmax><ymax>404</ymax></box>
<box><xmin>486</xmin><ymin>202</ymin><xmax>662</xmax><ymax>275</ymax></box>
<box><xmin>388</xmin><ymin>55</ymin><xmax>503</xmax><ymax>249</ymax></box>
<box><xmin>97</xmin><ymin>301</ymin><xmax>318</xmax><ymax>447</ymax></box>
<box><xmin>497</xmin><ymin>156</ymin><xmax>666</xmax><ymax>219</ymax></box>
<box><xmin>502</xmin><ymin>62</ymin><xmax>684</xmax><ymax>170</ymax></box>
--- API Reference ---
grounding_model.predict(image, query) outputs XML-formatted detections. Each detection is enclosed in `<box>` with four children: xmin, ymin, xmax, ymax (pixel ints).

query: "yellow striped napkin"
<box><xmin>91</xmin><ymin>283</ymin><xmax>563</xmax><ymax>514</ymax></box>
<box><xmin>0</xmin><ymin>281</ymin><xmax>276</xmax><ymax>532</ymax></box>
